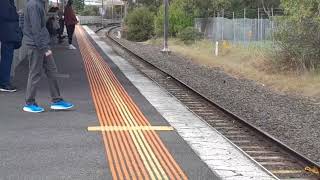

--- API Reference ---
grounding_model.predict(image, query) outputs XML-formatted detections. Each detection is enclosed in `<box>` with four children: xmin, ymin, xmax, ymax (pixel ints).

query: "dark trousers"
<box><xmin>66</xmin><ymin>24</ymin><xmax>75</xmax><ymax>45</ymax></box>
<box><xmin>0</xmin><ymin>42</ymin><xmax>14</xmax><ymax>86</ymax></box>
<box><xmin>25</xmin><ymin>47</ymin><xmax>62</xmax><ymax>105</ymax></box>
<box><xmin>58</xmin><ymin>19</ymin><xmax>65</xmax><ymax>39</ymax></box>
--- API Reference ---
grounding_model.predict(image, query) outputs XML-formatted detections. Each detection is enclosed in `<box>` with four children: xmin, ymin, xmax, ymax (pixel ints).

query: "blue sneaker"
<box><xmin>23</xmin><ymin>104</ymin><xmax>45</xmax><ymax>113</ymax></box>
<box><xmin>50</xmin><ymin>100</ymin><xmax>74</xmax><ymax>110</ymax></box>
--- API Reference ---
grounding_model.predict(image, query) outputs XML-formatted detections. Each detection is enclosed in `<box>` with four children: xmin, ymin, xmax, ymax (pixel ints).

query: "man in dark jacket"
<box><xmin>23</xmin><ymin>0</ymin><xmax>74</xmax><ymax>113</ymax></box>
<box><xmin>0</xmin><ymin>0</ymin><xmax>23</xmax><ymax>92</ymax></box>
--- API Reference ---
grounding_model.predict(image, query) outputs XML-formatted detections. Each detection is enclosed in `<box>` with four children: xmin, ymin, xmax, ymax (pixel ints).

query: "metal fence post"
<box><xmin>222</xmin><ymin>9</ymin><xmax>224</xmax><ymax>41</ymax></box>
<box><xmin>258</xmin><ymin>8</ymin><xmax>260</xmax><ymax>41</ymax></box>
<box><xmin>271</xmin><ymin>8</ymin><xmax>274</xmax><ymax>45</ymax></box>
<box><xmin>216</xmin><ymin>12</ymin><xmax>220</xmax><ymax>41</ymax></box>
<box><xmin>233</xmin><ymin>12</ymin><xmax>235</xmax><ymax>43</ymax></box>
<box><xmin>243</xmin><ymin>8</ymin><xmax>246</xmax><ymax>43</ymax></box>
<box><xmin>162</xmin><ymin>0</ymin><xmax>170</xmax><ymax>52</ymax></box>
<box><xmin>260</xmin><ymin>9</ymin><xmax>263</xmax><ymax>42</ymax></box>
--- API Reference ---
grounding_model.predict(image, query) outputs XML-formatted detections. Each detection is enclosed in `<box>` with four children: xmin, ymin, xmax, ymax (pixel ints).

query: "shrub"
<box><xmin>126</xmin><ymin>7</ymin><xmax>155</xmax><ymax>42</ymax></box>
<box><xmin>154</xmin><ymin>0</ymin><xmax>194</xmax><ymax>37</ymax></box>
<box><xmin>274</xmin><ymin>18</ymin><xmax>320</xmax><ymax>71</ymax></box>
<box><xmin>178</xmin><ymin>27</ymin><xmax>203</xmax><ymax>44</ymax></box>
<box><xmin>80</xmin><ymin>5</ymin><xmax>99</xmax><ymax>16</ymax></box>
<box><xmin>274</xmin><ymin>0</ymin><xmax>320</xmax><ymax>71</ymax></box>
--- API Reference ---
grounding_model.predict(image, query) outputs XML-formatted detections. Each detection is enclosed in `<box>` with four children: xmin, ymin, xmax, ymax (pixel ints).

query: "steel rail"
<box><xmin>105</xmin><ymin>26</ymin><xmax>320</xmax><ymax>177</ymax></box>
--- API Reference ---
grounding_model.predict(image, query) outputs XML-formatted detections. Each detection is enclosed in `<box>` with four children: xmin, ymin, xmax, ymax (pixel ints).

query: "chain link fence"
<box><xmin>194</xmin><ymin>9</ymin><xmax>284</xmax><ymax>48</ymax></box>
<box><xmin>195</xmin><ymin>17</ymin><xmax>274</xmax><ymax>44</ymax></box>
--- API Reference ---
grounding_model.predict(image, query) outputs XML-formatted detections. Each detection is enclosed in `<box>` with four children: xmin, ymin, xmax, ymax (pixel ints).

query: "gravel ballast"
<box><xmin>96</xmin><ymin>28</ymin><xmax>320</xmax><ymax>165</ymax></box>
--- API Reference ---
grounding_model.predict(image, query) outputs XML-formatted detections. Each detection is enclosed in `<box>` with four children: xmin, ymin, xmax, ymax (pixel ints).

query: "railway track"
<box><xmin>103</xmin><ymin>26</ymin><xmax>320</xmax><ymax>179</ymax></box>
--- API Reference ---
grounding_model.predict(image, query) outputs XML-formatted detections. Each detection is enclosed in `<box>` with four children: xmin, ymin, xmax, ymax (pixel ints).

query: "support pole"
<box><xmin>162</xmin><ymin>0</ymin><xmax>170</xmax><ymax>53</ymax></box>
<box><xmin>120</xmin><ymin>4</ymin><xmax>123</xmax><ymax>19</ymax></box>
<box><xmin>112</xmin><ymin>0</ymin><xmax>114</xmax><ymax>23</ymax></box>
<box><xmin>101</xmin><ymin>0</ymin><xmax>104</xmax><ymax>26</ymax></box>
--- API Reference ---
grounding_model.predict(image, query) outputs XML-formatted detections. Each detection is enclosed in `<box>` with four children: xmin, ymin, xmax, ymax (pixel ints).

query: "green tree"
<box><xmin>228</xmin><ymin>0</ymin><xmax>280</xmax><ymax>18</ymax></box>
<box><xmin>155</xmin><ymin>0</ymin><xmax>195</xmax><ymax>36</ymax></box>
<box><xmin>126</xmin><ymin>7</ymin><xmax>155</xmax><ymax>41</ymax></box>
<box><xmin>274</xmin><ymin>0</ymin><xmax>320</xmax><ymax>70</ymax></box>
<box><xmin>136</xmin><ymin>0</ymin><xmax>161</xmax><ymax>8</ymax></box>
<box><xmin>74</xmin><ymin>0</ymin><xmax>85</xmax><ymax>13</ymax></box>
<box><xmin>193</xmin><ymin>0</ymin><xmax>231</xmax><ymax>18</ymax></box>
<box><xmin>80</xmin><ymin>5</ymin><xmax>99</xmax><ymax>16</ymax></box>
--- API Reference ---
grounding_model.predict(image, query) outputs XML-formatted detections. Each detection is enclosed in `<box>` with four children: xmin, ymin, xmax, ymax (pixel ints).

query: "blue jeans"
<box><xmin>0</xmin><ymin>42</ymin><xmax>14</xmax><ymax>86</ymax></box>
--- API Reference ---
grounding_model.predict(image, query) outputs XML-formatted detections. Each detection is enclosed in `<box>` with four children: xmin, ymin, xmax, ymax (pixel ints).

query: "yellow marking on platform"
<box><xmin>76</xmin><ymin>26</ymin><xmax>187</xmax><ymax>180</ymax></box>
<box><xmin>90</xmin><ymin>48</ymin><xmax>168</xmax><ymax>179</ymax></box>
<box><xmin>271</xmin><ymin>170</ymin><xmax>305</xmax><ymax>174</ymax></box>
<box><xmin>88</xmin><ymin>126</ymin><xmax>174</xmax><ymax>132</ymax></box>
<box><xmin>305</xmin><ymin>166</ymin><xmax>320</xmax><ymax>175</ymax></box>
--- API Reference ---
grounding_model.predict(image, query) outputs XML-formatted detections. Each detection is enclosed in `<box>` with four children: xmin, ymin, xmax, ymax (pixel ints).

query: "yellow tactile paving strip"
<box><xmin>76</xmin><ymin>26</ymin><xmax>188</xmax><ymax>180</ymax></box>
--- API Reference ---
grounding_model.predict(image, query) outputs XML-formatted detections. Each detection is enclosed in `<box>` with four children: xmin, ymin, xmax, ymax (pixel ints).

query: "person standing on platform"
<box><xmin>57</xmin><ymin>10</ymin><xmax>66</xmax><ymax>43</ymax></box>
<box><xmin>23</xmin><ymin>0</ymin><xmax>74</xmax><ymax>113</ymax></box>
<box><xmin>64</xmin><ymin>0</ymin><xmax>78</xmax><ymax>50</ymax></box>
<box><xmin>0</xmin><ymin>0</ymin><xmax>23</xmax><ymax>92</ymax></box>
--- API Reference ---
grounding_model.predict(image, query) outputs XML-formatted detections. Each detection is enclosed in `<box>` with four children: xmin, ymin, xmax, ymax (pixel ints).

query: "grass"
<box><xmin>146</xmin><ymin>38</ymin><xmax>320</xmax><ymax>98</ymax></box>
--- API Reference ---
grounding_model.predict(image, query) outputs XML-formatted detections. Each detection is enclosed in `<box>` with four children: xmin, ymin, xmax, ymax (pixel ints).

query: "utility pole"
<box><xmin>161</xmin><ymin>0</ymin><xmax>170</xmax><ymax>53</ymax></box>
<box><xmin>112</xmin><ymin>0</ymin><xmax>114</xmax><ymax>23</ymax></box>
<box><xmin>101</xmin><ymin>0</ymin><xmax>104</xmax><ymax>26</ymax></box>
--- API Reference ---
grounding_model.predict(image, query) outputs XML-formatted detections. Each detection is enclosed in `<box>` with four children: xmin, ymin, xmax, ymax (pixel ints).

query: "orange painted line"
<box><xmin>100</xmin><ymin>59</ymin><xmax>187</xmax><ymax>179</ymax></box>
<box><xmin>103</xmin><ymin>61</ymin><xmax>188</xmax><ymax>179</ymax></box>
<box><xmin>86</xmin><ymin>51</ymin><xmax>126</xmax><ymax>180</ymax></box>
<box><xmin>80</xmin><ymin>27</ymin><xmax>166</xmax><ymax>179</ymax></box>
<box><xmin>101</xmin><ymin>50</ymin><xmax>188</xmax><ymax>179</ymax></box>
<box><xmin>81</xmin><ymin>33</ymin><xmax>131</xmax><ymax>179</ymax></box>
<box><xmin>78</xmin><ymin>29</ymin><xmax>146</xmax><ymax>179</ymax></box>
<box><xmin>86</xmin><ymin>45</ymin><xmax>156</xmax><ymax>179</ymax></box>
<box><xmin>78</xmin><ymin>26</ymin><xmax>181</xmax><ymax>179</ymax></box>
<box><xmin>90</xmin><ymin>49</ymin><xmax>169</xmax><ymax>179</ymax></box>
<box><xmin>92</xmin><ymin>53</ymin><xmax>162</xmax><ymax>179</ymax></box>
<box><xmin>99</xmin><ymin>41</ymin><xmax>187</xmax><ymax>180</ymax></box>
<box><xmin>78</xmin><ymin>43</ymin><xmax>119</xmax><ymax>179</ymax></box>
<box><xmin>89</xmin><ymin>59</ymin><xmax>145</xmax><ymax>179</ymax></box>
<box><xmin>76</xmin><ymin>26</ymin><xmax>188</xmax><ymax>179</ymax></box>
<box><xmin>94</xmin><ymin>78</ymin><xmax>131</xmax><ymax>179</ymax></box>
<box><xmin>83</xmin><ymin>33</ymin><xmax>165</xmax><ymax>178</ymax></box>
<box><xmin>96</xmin><ymin>61</ymin><xmax>186</xmax><ymax>178</ymax></box>
<box><xmin>79</xmin><ymin>33</ymin><xmax>128</xmax><ymax>179</ymax></box>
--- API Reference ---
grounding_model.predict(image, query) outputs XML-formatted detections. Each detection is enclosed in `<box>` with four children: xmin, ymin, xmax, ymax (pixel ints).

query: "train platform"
<box><xmin>0</xmin><ymin>25</ymin><xmax>276</xmax><ymax>180</ymax></box>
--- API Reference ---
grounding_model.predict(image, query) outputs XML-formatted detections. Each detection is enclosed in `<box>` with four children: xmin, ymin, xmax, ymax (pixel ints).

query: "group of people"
<box><xmin>0</xmin><ymin>0</ymin><xmax>78</xmax><ymax>113</ymax></box>
<box><xmin>47</xmin><ymin>1</ymin><xmax>78</xmax><ymax>50</ymax></box>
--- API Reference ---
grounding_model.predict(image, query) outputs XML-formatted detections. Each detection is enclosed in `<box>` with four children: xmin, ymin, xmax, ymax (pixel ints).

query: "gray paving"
<box><xmin>0</xmin><ymin>41</ymin><xmax>111</xmax><ymax>179</ymax></box>
<box><xmin>0</xmin><ymin>33</ymin><xmax>218</xmax><ymax>179</ymax></box>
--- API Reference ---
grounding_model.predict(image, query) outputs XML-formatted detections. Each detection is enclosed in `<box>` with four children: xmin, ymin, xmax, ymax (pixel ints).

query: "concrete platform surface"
<box><xmin>0</xmin><ymin>25</ymin><xmax>217</xmax><ymax>179</ymax></box>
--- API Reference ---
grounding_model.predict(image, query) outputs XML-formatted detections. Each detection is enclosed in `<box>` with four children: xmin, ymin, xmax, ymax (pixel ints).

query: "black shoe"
<box><xmin>0</xmin><ymin>84</ymin><xmax>17</xmax><ymax>92</ymax></box>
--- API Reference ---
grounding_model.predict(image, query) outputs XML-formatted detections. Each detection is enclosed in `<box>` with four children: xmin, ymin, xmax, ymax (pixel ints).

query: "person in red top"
<box><xmin>64</xmin><ymin>0</ymin><xmax>78</xmax><ymax>50</ymax></box>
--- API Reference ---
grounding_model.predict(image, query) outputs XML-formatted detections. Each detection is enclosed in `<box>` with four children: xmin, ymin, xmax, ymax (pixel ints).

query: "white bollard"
<box><xmin>215</xmin><ymin>41</ymin><xmax>219</xmax><ymax>56</ymax></box>
<box><xmin>117</xmin><ymin>31</ymin><xmax>122</xmax><ymax>39</ymax></box>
